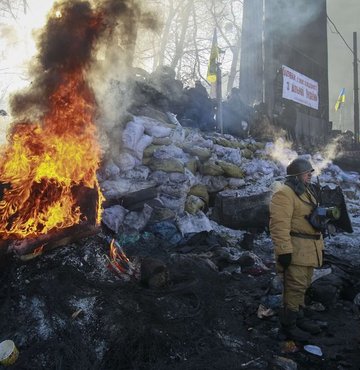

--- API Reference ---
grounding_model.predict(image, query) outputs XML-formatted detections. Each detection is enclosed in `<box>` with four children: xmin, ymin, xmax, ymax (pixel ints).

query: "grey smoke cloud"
<box><xmin>265</xmin><ymin>0</ymin><xmax>324</xmax><ymax>38</ymax></box>
<box><xmin>8</xmin><ymin>0</ymin><xmax>159</xmax><ymax>123</ymax></box>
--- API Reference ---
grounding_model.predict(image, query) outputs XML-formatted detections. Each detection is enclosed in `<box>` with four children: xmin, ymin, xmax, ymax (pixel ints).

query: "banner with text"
<box><xmin>282</xmin><ymin>65</ymin><xmax>319</xmax><ymax>110</ymax></box>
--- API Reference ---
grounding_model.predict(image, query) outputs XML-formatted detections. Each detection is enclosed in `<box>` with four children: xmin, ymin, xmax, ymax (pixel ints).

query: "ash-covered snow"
<box><xmin>246</xmin><ymin>146</ymin><xmax>360</xmax><ymax>263</ymax></box>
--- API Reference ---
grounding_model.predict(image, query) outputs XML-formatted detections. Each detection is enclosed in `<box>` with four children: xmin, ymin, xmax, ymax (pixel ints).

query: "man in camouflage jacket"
<box><xmin>270</xmin><ymin>157</ymin><xmax>324</xmax><ymax>341</ymax></box>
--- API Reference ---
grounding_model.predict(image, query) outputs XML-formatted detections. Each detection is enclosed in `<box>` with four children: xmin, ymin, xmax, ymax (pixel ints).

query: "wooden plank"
<box><xmin>6</xmin><ymin>223</ymin><xmax>100</xmax><ymax>259</ymax></box>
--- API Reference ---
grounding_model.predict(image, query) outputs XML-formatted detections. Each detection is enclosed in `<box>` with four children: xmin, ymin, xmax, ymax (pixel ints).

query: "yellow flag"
<box><xmin>207</xmin><ymin>28</ymin><xmax>218</xmax><ymax>83</ymax></box>
<box><xmin>335</xmin><ymin>88</ymin><xmax>345</xmax><ymax>111</ymax></box>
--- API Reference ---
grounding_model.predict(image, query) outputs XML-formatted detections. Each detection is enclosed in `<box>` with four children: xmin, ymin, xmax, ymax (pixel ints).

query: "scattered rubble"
<box><xmin>1</xmin><ymin>104</ymin><xmax>360</xmax><ymax>368</ymax></box>
<box><xmin>1</xmin><ymin>2</ymin><xmax>359</xmax><ymax>368</ymax></box>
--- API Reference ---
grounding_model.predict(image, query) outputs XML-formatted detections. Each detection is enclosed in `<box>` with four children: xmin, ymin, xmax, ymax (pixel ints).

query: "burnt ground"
<box><xmin>0</xmin><ymin>230</ymin><xmax>359</xmax><ymax>370</ymax></box>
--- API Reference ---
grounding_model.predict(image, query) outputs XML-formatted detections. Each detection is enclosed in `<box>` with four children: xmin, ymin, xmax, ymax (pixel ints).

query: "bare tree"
<box><xmin>157</xmin><ymin>0</ymin><xmax>180</xmax><ymax>68</ymax></box>
<box><xmin>208</xmin><ymin>0</ymin><xmax>243</xmax><ymax>94</ymax></box>
<box><xmin>0</xmin><ymin>0</ymin><xmax>28</xmax><ymax>20</ymax></box>
<box><xmin>135</xmin><ymin>0</ymin><xmax>242</xmax><ymax>88</ymax></box>
<box><xmin>169</xmin><ymin>0</ymin><xmax>192</xmax><ymax>69</ymax></box>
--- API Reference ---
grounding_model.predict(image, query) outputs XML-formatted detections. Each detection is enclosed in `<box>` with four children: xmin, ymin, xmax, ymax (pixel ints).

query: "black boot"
<box><xmin>296</xmin><ymin>308</ymin><xmax>321</xmax><ymax>334</ymax></box>
<box><xmin>280</xmin><ymin>308</ymin><xmax>310</xmax><ymax>342</ymax></box>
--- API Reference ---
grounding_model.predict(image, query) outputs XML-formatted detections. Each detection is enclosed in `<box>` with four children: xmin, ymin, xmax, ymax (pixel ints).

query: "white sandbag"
<box><xmin>153</xmin><ymin>144</ymin><xmax>188</xmax><ymax>163</ymax></box>
<box><xmin>213</xmin><ymin>145</ymin><xmax>242</xmax><ymax>165</ymax></box>
<box><xmin>201</xmin><ymin>175</ymin><xmax>228</xmax><ymax>193</ymax></box>
<box><xmin>100</xmin><ymin>178</ymin><xmax>157</xmax><ymax>200</ymax></box>
<box><xmin>166</xmin><ymin>112</ymin><xmax>181</xmax><ymax>126</ymax></box>
<box><xmin>184</xmin><ymin>131</ymin><xmax>213</xmax><ymax>148</ymax></box>
<box><xmin>184</xmin><ymin>168</ymin><xmax>198</xmax><ymax>187</ymax></box>
<box><xmin>100</xmin><ymin>160</ymin><xmax>120</xmax><ymax>181</ymax></box>
<box><xmin>170</xmin><ymin>169</ymin><xmax>197</xmax><ymax>187</ymax></box>
<box><xmin>213</xmin><ymin>144</ymin><xmax>228</xmax><ymax>157</ymax></box>
<box><xmin>159</xmin><ymin>194</ymin><xmax>186</xmax><ymax>213</ymax></box>
<box><xmin>148</xmin><ymin>170</ymin><xmax>170</xmax><ymax>185</ymax></box>
<box><xmin>105</xmin><ymin>162</ymin><xmax>120</xmax><ymax>179</ymax></box>
<box><xmin>122</xmin><ymin>121</ymin><xmax>144</xmax><ymax>151</ymax></box>
<box><xmin>101</xmin><ymin>205</ymin><xmax>128</xmax><ymax>233</ymax></box>
<box><xmin>123</xmin><ymin>204</ymin><xmax>153</xmax><ymax>232</ymax></box>
<box><xmin>133</xmin><ymin>115</ymin><xmax>160</xmax><ymax>126</ymax></box>
<box><xmin>158</xmin><ymin>169</ymin><xmax>193</xmax><ymax>197</ymax></box>
<box><xmin>170</xmin><ymin>125</ymin><xmax>186</xmax><ymax>144</ymax></box>
<box><xmin>243</xmin><ymin>159</ymin><xmax>277</xmax><ymax>176</ymax></box>
<box><xmin>146</xmin><ymin>125</ymin><xmax>172</xmax><ymax>138</ymax></box>
<box><xmin>116</xmin><ymin>152</ymin><xmax>139</xmax><ymax>172</ymax></box>
<box><xmin>176</xmin><ymin>211</ymin><xmax>213</xmax><ymax>236</ymax></box>
<box><xmin>132</xmin><ymin>134</ymin><xmax>153</xmax><ymax>161</ymax></box>
<box><xmin>120</xmin><ymin>165</ymin><xmax>150</xmax><ymax>180</ymax></box>
<box><xmin>228</xmin><ymin>178</ymin><xmax>246</xmax><ymax>189</ymax></box>
<box><xmin>101</xmin><ymin>179</ymin><xmax>133</xmax><ymax>198</ymax></box>
<box><xmin>133</xmin><ymin>115</ymin><xmax>172</xmax><ymax>138</ymax></box>
<box><xmin>159</xmin><ymin>181</ymin><xmax>191</xmax><ymax>197</ymax></box>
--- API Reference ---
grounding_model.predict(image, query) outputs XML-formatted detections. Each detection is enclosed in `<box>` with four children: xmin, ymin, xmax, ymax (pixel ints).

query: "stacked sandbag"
<box><xmin>98</xmin><ymin>110</ymin><xmax>280</xmax><ymax>237</ymax></box>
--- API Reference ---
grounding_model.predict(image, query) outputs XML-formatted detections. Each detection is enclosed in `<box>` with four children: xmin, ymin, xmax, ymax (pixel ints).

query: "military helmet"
<box><xmin>286</xmin><ymin>158</ymin><xmax>314</xmax><ymax>177</ymax></box>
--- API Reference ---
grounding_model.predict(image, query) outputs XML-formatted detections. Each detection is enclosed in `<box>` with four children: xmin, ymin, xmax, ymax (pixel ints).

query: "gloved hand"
<box><xmin>278</xmin><ymin>253</ymin><xmax>292</xmax><ymax>270</ymax></box>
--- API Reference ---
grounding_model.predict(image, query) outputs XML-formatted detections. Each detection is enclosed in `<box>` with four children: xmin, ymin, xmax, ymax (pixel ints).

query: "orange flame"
<box><xmin>0</xmin><ymin>70</ymin><xmax>104</xmax><ymax>239</ymax></box>
<box><xmin>109</xmin><ymin>238</ymin><xmax>131</xmax><ymax>274</ymax></box>
<box><xmin>33</xmin><ymin>245</ymin><xmax>44</xmax><ymax>256</ymax></box>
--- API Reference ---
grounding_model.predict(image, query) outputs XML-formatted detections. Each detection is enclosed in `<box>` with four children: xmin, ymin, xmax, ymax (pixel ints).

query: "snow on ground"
<box><xmin>248</xmin><ymin>144</ymin><xmax>360</xmax><ymax>263</ymax></box>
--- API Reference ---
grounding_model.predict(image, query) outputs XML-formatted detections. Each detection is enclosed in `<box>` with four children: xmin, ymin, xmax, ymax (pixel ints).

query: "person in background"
<box><xmin>182</xmin><ymin>80</ymin><xmax>216</xmax><ymax>131</ymax></box>
<box><xmin>269</xmin><ymin>157</ymin><xmax>324</xmax><ymax>341</ymax></box>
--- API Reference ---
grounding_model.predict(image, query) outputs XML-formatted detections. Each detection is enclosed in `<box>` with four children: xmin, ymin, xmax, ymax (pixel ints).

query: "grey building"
<box><xmin>239</xmin><ymin>0</ymin><xmax>329</xmax><ymax>145</ymax></box>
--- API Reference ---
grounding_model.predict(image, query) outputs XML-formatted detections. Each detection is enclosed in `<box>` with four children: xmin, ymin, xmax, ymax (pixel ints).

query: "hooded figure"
<box><xmin>269</xmin><ymin>157</ymin><xmax>324</xmax><ymax>341</ymax></box>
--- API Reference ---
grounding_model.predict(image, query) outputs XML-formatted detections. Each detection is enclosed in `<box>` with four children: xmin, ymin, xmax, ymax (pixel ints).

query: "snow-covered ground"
<box><xmin>246</xmin><ymin>143</ymin><xmax>360</xmax><ymax>263</ymax></box>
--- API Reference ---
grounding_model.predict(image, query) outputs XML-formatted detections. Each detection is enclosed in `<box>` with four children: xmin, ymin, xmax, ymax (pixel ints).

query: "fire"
<box><xmin>0</xmin><ymin>0</ymin><xmax>144</xmax><ymax>242</ymax></box>
<box><xmin>107</xmin><ymin>238</ymin><xmax>138</xmax><ymax>280</ymax></box>
<box><xmin>109</xmin><ymin>239</ymin><xmax>131</xmax><ymax>273</ymax></box>
<box><xmin>0</xmin><ymin>70</ymin><xmax>104</xmax><ymax>239</ymax></box>
<box><xmin>33</xmin><ymin>245</ymin><xmax>44</xmax><ymax>257</ymax></box>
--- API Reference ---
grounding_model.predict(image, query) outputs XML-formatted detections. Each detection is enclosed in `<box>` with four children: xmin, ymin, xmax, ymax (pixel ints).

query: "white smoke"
<box><xmin>266</xmin><ymin>137</ymin><xmax>298</xmax><ymax>169</ymax></box>
<box><xmin>0</xmin><ymin>1</ymin><xmax>55</xmax><ymax>144</ymax></box>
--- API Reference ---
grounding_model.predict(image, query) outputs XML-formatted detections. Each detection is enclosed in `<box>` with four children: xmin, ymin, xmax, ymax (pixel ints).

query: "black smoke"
<box><xmin>9</xmin><ymin>0</ymin><xmax>158</xmax><ymax>120</ymax></box>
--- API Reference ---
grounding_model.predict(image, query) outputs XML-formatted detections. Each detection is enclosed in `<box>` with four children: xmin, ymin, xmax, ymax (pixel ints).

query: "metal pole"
<box><xmin>353</xmin><ymin>32</ymin><xmax>359</xmax><ymax>145</ymax></box>
<box><xmin>216</xmin><ymin>63</ymin><xmax>223</xmax><ymax>134</ymax></box>
<box><xmin>339</xmin><ymin>107</ymin><xmax>343</xmax><ymax>132</ymax></box>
